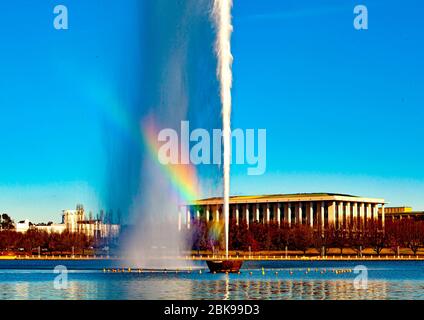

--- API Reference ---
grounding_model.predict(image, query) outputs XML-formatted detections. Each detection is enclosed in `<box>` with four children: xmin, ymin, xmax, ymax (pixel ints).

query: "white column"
<box><xmin>352</xmin><ymin>202</ymin><xmax>358</xmax><ymax>230</ymax></box>
<box><xmin>346</xmin><ymin>202</ymin><xmax>351</xmax><ymax>230</ymax></box>
<box><xmin>178</xmin><ymin>208</ymin><xmax>182</xmax><ymax>231</ymax></box>
<box><xmin>206</xmin><ymin>206</ymin><xmax>210</xmax><ymax>222</ymax></box>
<box><xmin>196</xmin><ymin>209</ymin><xmax>200</xmax><ymax>220</ymax></box>
<box><xmin>255</xmin><ymin>204</ymin><xmax>260</xmax><ymax>222</ymax></box>
<box><xmin>215</xmin><ymin>206</ymin><xmax>220</xmax><ymax>223</ymax></box>
<box><xmin>235</xmin><ymin>205</ymin><xmax>239</xmax><ymax>226</ymax></box>
<box><xmin>372</xmin><ymin>204</ymin><xmax>378</xmax><ymax>223</ymax></box>
<box><xmin>245</xmin><ymin>205</ymin><xmax>250</xmax><ymax>228</ymax></box>
<box><xmin>297</xmin><ymin>203</ymin><xmax>303</xmax><ymax>225</ymax></box>
<box><xmin>320</xmin><ymin>201</ymin><xmax>325</xmax><ymax>230</ymax></box>
<box><xmin>308</xmin><ymin>202</ymin><xmax>314</xmax><ymax>228</ymax></box>
<box><xmin>381</xmin><ymin>204</ymin><xmax>385</xmax><ymax>229</ymax></box>
<box><xmin>266</xmin><ymin>204</ymin><xmax>270</xmax><ymax>224</ymax></box>
<box><xmin>286</xmin><ymin>204</ymin><xmax>292</xmax><ymax>227</ymax></box>
<box><xmin>187</xmin><ymin>207</ymin><xmax>191</xmax><ymax>230</ymax></box>
<box><xmin>276</xmin><ymin>203</ymin><xmax>281</xmax><ymax>226</ymax></box>
<box><xmin>338</xmin><ymin>202</ymin><xmax>344</xmax><ymax>229</ymax></box>
<box><xmin>366</xmin><ymin>203</ymin><xmax>371</xmax><ymax>226</ymax></box>
<box><xmin>328</xmin><ymin>201</ymin><xmax>336</xmax><ymax>226</ymax></box>
<box><xmin>359</xmin><ymin>203</ymin><xmax>365</xmax><ymax>229</ymax></box>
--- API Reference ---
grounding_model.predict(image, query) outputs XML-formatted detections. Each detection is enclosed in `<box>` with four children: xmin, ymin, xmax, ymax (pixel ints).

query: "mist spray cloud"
<box><xmin>117</xmin><ymin>0</ymin><xmax>222</xmax><ymax>268</ymax></box>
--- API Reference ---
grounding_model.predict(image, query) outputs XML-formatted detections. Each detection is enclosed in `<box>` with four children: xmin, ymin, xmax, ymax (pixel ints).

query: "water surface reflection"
<box><xmin>0</xmin><ymin>260</ymin><xmax>424</xmax><ymax>300</ymax></box>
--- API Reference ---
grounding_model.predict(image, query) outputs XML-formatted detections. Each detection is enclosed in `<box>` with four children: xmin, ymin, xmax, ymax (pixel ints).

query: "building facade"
<box><xmin>15</xmin><ymin>219</ymin><xmax>30</xmax><ymax>233</ymax></box>
<box><xmin>34</xmin><ymin>223</ymin><xmax>66</xmax><ymax>234</ymax></box>
<box><xmin>179</xmin><ymin>193</ymin><xmax>386</xmax><ymax>231</ymax></box>
<box><xmin>378</xmin><ymin>206</ymin><xmax>424</xmax><ymax>221</ymax></box>
<box><xmin>77</xmin><ymin>220</ymin><xmax>120</xmax><ymax>239</ymax></box>
<box><xmin>62</xmin><ymin>206</ymin><xmax>85</xmax><ymax>233</ymax></box>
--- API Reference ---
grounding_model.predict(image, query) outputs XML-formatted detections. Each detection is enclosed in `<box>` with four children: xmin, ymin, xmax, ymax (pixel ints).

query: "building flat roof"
<box><xmin>186</xmin><ymin>193</ymin><xmax>385</xmax><ymax>206</ymax></box>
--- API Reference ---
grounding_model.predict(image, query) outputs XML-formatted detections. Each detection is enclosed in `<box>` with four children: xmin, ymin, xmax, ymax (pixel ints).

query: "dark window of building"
<box><xmin>302</xmin><ymin>203</ymin><xmax>307</xmax><ymax>224</ymax></box>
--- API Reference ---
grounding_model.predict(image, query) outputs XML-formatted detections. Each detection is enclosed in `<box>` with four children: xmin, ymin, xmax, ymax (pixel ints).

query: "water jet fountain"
<box><xmin>206</xmin><ymin>0</ymin><xmax>242</xmax><ymax>273</ymax></box>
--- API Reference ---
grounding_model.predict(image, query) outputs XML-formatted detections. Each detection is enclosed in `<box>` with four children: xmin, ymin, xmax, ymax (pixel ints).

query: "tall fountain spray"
<box><xmin>212</xmin><ymin>0</ymin><xmax>233</xmax><ymax>258</ymax></box>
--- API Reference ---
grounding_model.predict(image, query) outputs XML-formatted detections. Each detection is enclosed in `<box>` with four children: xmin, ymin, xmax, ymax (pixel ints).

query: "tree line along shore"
<box><xmin>187</xmin><ymin>218</ymin><xmax>424</xmax><ymax>257</ymax></box>
<box><xmin>2</xmin><ymin>218</ymin><xmax>424</xmax><ymax>259</ymax></box>
<box><xmin>0</xmin><ymin>229</ymin><xmax>113</xmax><ymax>256</ymax></box>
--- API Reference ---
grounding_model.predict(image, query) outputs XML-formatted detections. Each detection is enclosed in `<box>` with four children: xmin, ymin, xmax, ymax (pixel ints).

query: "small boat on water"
<box><xmin>206</xmin><ymin>260</ymin><xmax>243</xmax><ymax>273</ymax></box>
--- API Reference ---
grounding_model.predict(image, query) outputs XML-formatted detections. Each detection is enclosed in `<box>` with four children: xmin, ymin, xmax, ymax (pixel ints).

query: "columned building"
<box><xmin>179</xmin><ymin>193</ymin><xmax>386</xmax><ymax>231</ymax></box>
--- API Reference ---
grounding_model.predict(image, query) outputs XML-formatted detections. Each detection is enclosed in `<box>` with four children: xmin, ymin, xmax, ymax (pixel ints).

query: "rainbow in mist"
<box><xmin>141</xmin><ymin>117</ymin><xmax>200</xmax><ymax>204</ymax></box>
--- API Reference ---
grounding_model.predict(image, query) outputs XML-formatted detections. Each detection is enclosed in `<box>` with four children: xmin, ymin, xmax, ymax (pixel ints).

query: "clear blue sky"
<box><xmin>0</xmin><ymin>0</ymin><xmax>423</xmax><ymax>222</ymax></box>
<box><xmin>231</xmin><ymin>0</ymin><xmax>424</xmax><ymax>209</ymax></box>
<box><xmin>0</xmin><ymin>0</ymin><xmax>143</xmax><ymax>222</ymax></box>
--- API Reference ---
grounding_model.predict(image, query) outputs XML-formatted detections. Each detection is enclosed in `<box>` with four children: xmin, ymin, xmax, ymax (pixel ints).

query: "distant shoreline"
<box><xmin>1</xmin><ymin>255</ymin><xmax>424</xmax><ymax>262</ymax></box>
<box><xmin>0</xmin><ymin>255</ymin><xmax>119</xmax><ymax>261</ymax></box>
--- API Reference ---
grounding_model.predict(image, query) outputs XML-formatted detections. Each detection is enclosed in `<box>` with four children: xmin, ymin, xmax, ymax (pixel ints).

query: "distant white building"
<box><xmin>77</xmin><ymin>220</ymin><xmax>120</xmax><ymax>239</ymax></box>
<box><xmin>61</xmin><ymin>205</ymin><xmax>120</xmax><ymax>239</ymax></box>
<box><xmin>15</xmin><ymin>219</ymin><xmax>30</xmax><ymax>233</ymax></box>
<box><xmin>34</xmin><ymin>223</ymin><xmax>66</xmax><ymax>234</ymax></box>
<box><xmin>62</xmin><ymin>205</ymin><xmax>85</xmax><ymax>233</ymax></box>
<box><xmin>15</xmin><ymin>205</ymin><xmax>120</xmax><ymax>239</ymax></box>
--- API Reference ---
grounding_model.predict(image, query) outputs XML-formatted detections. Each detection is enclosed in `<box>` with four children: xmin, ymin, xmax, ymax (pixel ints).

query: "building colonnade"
<box><xmin>179</xmin><ymin>200</ymin><xmax>385</xmax><ymax>232</ymax></box>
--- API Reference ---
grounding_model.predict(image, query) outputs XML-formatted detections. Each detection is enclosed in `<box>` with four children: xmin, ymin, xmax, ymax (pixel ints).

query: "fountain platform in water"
<box><xmin>206</xmin><ymin>260</ymin><xmax>243</xmax><ymax>273</ymax></box>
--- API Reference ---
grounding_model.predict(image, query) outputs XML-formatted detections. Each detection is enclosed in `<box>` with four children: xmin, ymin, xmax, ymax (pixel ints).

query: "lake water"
<box><xmin>0</xmin><ymin>260</ymin><xmax>423</xmax><ymax>300</ymax></box>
